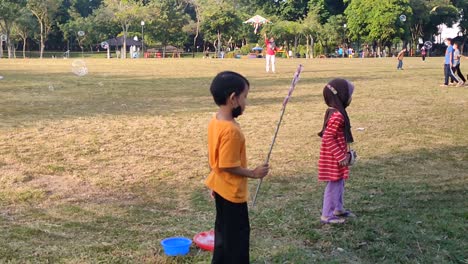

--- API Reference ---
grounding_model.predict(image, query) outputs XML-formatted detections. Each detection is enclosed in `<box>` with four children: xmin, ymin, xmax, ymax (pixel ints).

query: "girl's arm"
<box><xmin>322</xmin><ymin>116</ymin><xmax>348</xmax><ymax>163</ymax></box>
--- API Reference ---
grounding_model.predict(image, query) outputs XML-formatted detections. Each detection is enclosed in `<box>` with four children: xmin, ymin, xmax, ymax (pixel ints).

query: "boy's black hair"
<box><xmin>210</xmin><ymin>71</ymin><xmax>250</xmax><ymax>106</ymax></box>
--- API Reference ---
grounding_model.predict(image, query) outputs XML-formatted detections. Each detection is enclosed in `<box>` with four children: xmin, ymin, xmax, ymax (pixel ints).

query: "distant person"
<box><xmin>206</xmin><ymin>71</ymin><xmax>269</xmax><ymax>263</ymax></box>
<box><xmin>338</xmin><ymin>47</ymin><xmax>344</xmax><ymax>58</ymax></box>
<box><xmin>264</xmin><ymin>33</ymin><xmax>279</xmax><ymax>73</ymax></box>
<box><xmin>348</xmin><ymin>47</ymin><xmax>353</xmax><ymax>58</ymax></box>
<box><xmin>397</xmin><ymin>48</ymin><xmax>406</xmax><ymax>70</ymax></box>
<box><xmin>441</xmin><ymin>38</ymin><xmax>462</xmax><ymax>87</ymax></box>
<box><xmin>288</xmin><ymin>50</ymin><xmax>293</xmax><ymax>58</ymax></box>
<box><xmin>317</xmin><ymin>78</ymin><xmax>356</xmax><ymax>224</ymax></box>
<box><xmin>450</xmin><ymin>43</ymin><xmax>465</xmax><ymax>86</ymax></box>
<box><xmin>421</xmin><ymin>46</ymin><xmax>427</xmax><ymax>61</ymax></box>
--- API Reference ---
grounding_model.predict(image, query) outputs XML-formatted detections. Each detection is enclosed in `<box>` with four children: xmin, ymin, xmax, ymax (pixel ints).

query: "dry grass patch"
<box><xmin>0</xmin><ymin>58</ymin><xmax>467</xmax><ymax>263</ymax></box>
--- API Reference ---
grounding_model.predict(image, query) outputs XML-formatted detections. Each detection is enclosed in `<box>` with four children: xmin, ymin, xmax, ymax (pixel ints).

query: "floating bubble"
<box><xmin>399</xmin><ymin>14</ymin><xmax>406</xmax><ymax>22</ymax></box>
<box><xmin>424</xmin><ymin>41</ymin><xmax>433</xmax><ymax>49</ymax></box>
<box><xmin>71</xmin><ymin>59</ymin><xmax>88</xmax><ymax>77</ymax></box>
<box><xmin>97</xmin><ymin>82</ymin><xmax>104</xmax><ymax>87</ymax></box>
<box><xmin>77</xmin><ymin>31</ymin><xmax>85</xmax><ymax>37</ymax></box>
<box><xmin>100</xmin><ymin>41</ymin><xmax>109</xmax><ymax>49</ymax></box>
<box><xmin>0</xmin><ymin>34</ymin><xmax>6</xmax><ymax>41</ymax></box>
<box><xmin>48</xmin><ymin>84</ymin><xmax>55</xmax><ymax>91</ymax></box>
<box><xmin>0</xmin><ymin>76</ymin><xmax>4</xmax><ymax>80</ymax></box>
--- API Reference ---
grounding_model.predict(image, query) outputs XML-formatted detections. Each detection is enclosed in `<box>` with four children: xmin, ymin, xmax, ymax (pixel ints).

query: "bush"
<box><xmin>314</xmin><ymin>43</ymin><xmax>324</xmax><ymax>57</ymax></box>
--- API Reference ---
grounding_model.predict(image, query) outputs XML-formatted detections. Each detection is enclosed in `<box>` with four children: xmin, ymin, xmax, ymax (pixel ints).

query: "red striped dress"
<box><xmin>318</xmin><ymin>111</ymin><xmax>349</xmax><ymax>181</ymax></box>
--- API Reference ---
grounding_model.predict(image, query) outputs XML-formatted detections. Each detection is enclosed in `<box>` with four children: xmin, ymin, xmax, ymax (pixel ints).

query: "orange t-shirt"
<box><xmin>205</xmin><ymin>116</ymin><xmax>248</xmax><ymax>203</ymax></box>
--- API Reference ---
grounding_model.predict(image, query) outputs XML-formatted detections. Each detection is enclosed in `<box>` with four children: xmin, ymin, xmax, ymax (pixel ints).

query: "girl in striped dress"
<box><xmin>317</xmin><ymin>78</ymin><xmax>355</xmax><ymax>224</ymax></box>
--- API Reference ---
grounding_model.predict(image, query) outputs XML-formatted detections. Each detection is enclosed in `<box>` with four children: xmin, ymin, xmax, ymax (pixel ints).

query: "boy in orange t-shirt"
<box><xmin>205</xmin><ymin>71</ymin><xmax>269</xmax><ymax>263</ymax></box>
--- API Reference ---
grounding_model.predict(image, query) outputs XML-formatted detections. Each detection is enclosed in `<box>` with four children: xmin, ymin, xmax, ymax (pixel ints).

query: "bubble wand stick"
<box><xmin>252</xmin><ymin>64</ymin><xmax>304</xmax><ymax>207</ymax></box>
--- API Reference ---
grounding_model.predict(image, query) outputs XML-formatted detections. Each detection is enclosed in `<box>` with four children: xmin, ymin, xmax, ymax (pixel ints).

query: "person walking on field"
<box><xmin>441</xmin><ymin>38</ymin><xmax>462</xmax><ymax>87</ymax></box>
<box><xmin>421</xmin><ymin>46</ymin><xmax>427</xmax><ymax>62</ymax></box>
<box><xmin>397</xmin><ymin>48</ymin><xmax>406</xmax><ymax>70</ymax></box>
<box><xmin>450</xmin><ymin>43</ymin><xmax>465</xmax><ymax>86</ymax></box>
<box><xmin>264</xmin><ymin>33</ymin><xmax>278</xmax><ymax>73</ymax></box>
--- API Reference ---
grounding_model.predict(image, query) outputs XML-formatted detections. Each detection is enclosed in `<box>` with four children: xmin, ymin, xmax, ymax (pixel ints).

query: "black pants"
<box><xmin>212</xmin><ymin>193</ymin><xmax>250</xmax><ymax>264</ymax></box>
<box><xmin>451</xmin><ymin>64</ymin><xmax>466</xmax><ymax>83</ymax></box>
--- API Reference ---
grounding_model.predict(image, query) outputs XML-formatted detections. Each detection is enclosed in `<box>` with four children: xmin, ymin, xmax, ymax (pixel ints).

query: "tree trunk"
<box><xmin>39</xmin><ymin>21</ymin><xmax>45</xmax><ymax>59</ymax></box>
<box><xmin>6</xmin><ymin>23</ymin><xmax>12</xmax><ymax>58</ymax></box>
<box><xmin>0</xmin><ymin>40</ymin><xmax>3</xmax><ymax>58</ymax></box>
<box><xmin>23</xmin><ymin>37</ymin><xmax>27</xmax><ymax>59</ymax></box>
<box><xmin>192</xmin><ymin>4</ymin><xmax>200</xmax><ymax>58</ymax></box>
<box><xmin>310</xmin><ymin>36</ymin><xmax>314</xmax><ymax>58</ymax></box>
<box><xmin>294</xmin><ymin>35</ymin><xmax>298</xmax><ymax>56</ymax></box>
<box><xmin>217</xmin><ymin>30</ymin><xmax>221</xmax><ymax>57</ymax></box>
<box><xmin>193</xmin><ymin>34</ymin><xmax>198</xmax><ymax>58</ymax></box>
<box><xmin>122</xmin><ymin>24</ymin><xmax>127</xmax><ymax>59</ymax></box>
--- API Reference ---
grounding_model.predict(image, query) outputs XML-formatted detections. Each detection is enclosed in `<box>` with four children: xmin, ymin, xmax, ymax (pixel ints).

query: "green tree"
<box><xmin>269</xmin><ymin>20</ymin><xmax>302</xmax><ymax>54</ymax></box>
<box><xmin>183</xmin><ymin>0</ymin><xmax>202</xmax><ymax>57</ymax></box>
<box><xmin>13</xmin><ymin>7</ymin><xmax>37</xmax><ymax>58</ymax></box>
<box><xmin>454</xmin><ymin>0</ymin><xmax>468</xmax><ymax>51</ymax></box>
<box><xmin>317</xmin><ymin>15</ymin><xmax>343</xmax><ymax>54</ymax></box>
<box><xmin>301</xmin><ymin>7</ymin><xmax>322</xmax><ymax>58</ymax></box>
<box><xmin>27</xmin><ymin>0</ymin><xmax>63</xmax><ymax>58</ymax></box>
<box><xmin>308</xmin><ymin>0</ymin><xmax>346</xmax><ymax>23</ymax></box>
<box><xmin>345</xmin><ymin>0</ymin><xmax>411</xmax><ymax>52</ymax></box>
<box><xmin>0</xmin><ymin>0</ymin><xmax>25</xmax><ymax>58</ymax></box>
<box><xmin>101</xmin><ymin>0</ymin><xmax>145</xmax><ymax>59</ymax></box>
<box><xmin>59</xmin><ymin>9</ymin><xmax>92</xmax><ymax>55</ymax></box>
<box><xmin>147</xmin><ymin>0</ymin><xmax>190</xmax><ymax>57</ymax></box>
<box><xmin>200</xmin><ymin>0</ymin><xmax>242</xmax><ymax>55</ymax></box>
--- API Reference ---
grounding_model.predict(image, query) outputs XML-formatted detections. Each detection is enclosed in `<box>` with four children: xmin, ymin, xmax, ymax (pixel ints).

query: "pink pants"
<box><xmin>322</xmin><ymin>179</ymin><xmax>345</xmax><ymax>218</ymax></box>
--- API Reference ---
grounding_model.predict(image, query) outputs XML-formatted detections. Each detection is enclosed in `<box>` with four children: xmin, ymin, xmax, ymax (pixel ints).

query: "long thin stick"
<box><xmin>252</xmin><ymin>64</ymin><xmax>304</xmax><ymax>207</ymax></box>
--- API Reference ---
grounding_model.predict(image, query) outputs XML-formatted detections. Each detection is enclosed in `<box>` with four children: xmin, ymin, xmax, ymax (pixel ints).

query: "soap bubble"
<box><xmin>77</xmin><ymin>31</ymin><xmax>85</xmax><ymax>37</ymax></box>
<box><xmin>0</xmin><ymin>76</ymin><xmax>4</xmax><ymax>80</ymax></box>
<box><xmin>100</xmin><ymin>41</ymin><xmax>109</xmax><ymax>49</ymax></box>
<box><xmin>424</xmin><ymin>41</ymin><xmax>433</xmax><ymax>49</ymax></box>
<box><xmin>48</xmin><ymin>84</ymin><xmax>55</xmax><ymax>91</ymax></box>
<box><xmin>399</xmin><ymin>15</ymin><xmax>406</xmax><ymax>22</ymax></box>
<box><xmin>0</xmin><ymin>34</ymin><xmax>6</xmax><ymax>41</ymax></box>
<box><xmin>71</xmin><ymin>59</ymin><xmax>88</xmax><ymax>77</ymax></box>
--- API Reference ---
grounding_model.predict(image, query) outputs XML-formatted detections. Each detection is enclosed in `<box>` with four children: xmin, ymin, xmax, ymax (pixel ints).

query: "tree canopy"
<box><xmin>0</xmin><ymin>0</ymin><xmax>466</xmax><ymax>58</ymax></box>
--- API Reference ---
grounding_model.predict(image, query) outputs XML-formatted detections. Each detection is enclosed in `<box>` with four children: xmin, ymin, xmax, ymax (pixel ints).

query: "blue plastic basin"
<box><xmin>161</xmin><ymin>237</ymin><xmax>192</xmax><ymax>256</ymax></box>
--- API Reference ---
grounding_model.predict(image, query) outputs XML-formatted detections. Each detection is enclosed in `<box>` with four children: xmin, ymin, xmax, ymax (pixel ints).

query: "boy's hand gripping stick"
<box><xmin>252</xmin><ymin>64</ymin><xmax>304</xmax><ymax>207</ymax></box>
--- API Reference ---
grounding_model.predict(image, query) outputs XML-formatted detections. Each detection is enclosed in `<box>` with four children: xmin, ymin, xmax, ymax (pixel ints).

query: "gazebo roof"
<box><xmin>103</xmin><ymin>36</ymin><xmax>142</xmax><ymax>47</ymax></box>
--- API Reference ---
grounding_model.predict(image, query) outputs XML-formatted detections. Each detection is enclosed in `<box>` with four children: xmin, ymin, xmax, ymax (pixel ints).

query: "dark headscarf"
<box><xmin>317</xmin><ymin>78</ymin><xmax>354</xmax><ymax>143</ymax></box>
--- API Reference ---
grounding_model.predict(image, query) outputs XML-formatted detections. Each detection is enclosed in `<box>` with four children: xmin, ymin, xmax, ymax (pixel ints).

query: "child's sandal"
<box><xmin>334</xmin><ymin>210</ymin><xmax>356</xmax><ymax>218</ymax></box>
<box><xmin>320</xmin><ymin>216</ymin><xmax>345</xmax><ymax>224</ymax></box>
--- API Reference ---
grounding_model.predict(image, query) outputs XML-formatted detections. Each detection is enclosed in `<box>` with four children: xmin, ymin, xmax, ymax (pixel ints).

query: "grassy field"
<box><xmin>0</xmin><ymin>57</ymin><xmax>467</xmax><ymax>263</ymax></box>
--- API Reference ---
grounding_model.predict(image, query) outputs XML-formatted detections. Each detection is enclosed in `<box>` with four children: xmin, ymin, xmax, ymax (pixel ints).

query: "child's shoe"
<box><xmin>334</xmin><ymin>210</ymin><xmax>356</xmax><ymax>218</ymax></box>
<box><xmin>320</xmin><ymin>216</ymin><xmax>345</xmax><ymax>224</ymax></box>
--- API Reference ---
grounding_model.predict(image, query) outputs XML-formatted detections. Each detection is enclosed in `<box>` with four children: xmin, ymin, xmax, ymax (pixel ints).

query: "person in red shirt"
<box><xmin>317</xmin><ymin>78</ymin><xmax>355</xmax><ymax>224</ymax></box>
<box><xmin>264</xmin><ymin>33</ymin><xmax>278</xmax><ymax>73</ymax></box>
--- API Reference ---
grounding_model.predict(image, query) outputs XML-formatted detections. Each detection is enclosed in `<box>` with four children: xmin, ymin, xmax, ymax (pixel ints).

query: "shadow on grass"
<box><xmin>247</xmin><ymin>145</ymin><xmax>467</xmax><ymax>263</ymax></box>
<box><xmin>0</xmin><ymin>145</ymin><xmax>465</xmax><ymax>263</ymax></box>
